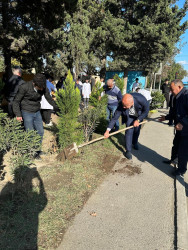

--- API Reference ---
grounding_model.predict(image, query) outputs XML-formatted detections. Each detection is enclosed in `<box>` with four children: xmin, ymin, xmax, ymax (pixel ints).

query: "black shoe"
<box><xmin>133</xmin><ymin>144</ymin><xmax>139</xmax><ymax>150</ymax></box>
<box><xmin>163</xmin><ymin>160</ymin><xmax>172</xmax><ymax>164</ymax></box>
<box><xmin>172</xmin><ymin>169</ymin><xmax>185</xmax><ymax>177</ymax></box>
<box><xmin>124</xmin><ymin>151</ymin><xmax>132</xmax><ymax>160</ymax></box>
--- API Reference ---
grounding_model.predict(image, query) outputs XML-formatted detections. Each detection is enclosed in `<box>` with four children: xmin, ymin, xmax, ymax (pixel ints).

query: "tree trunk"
<box><xmin>4</xmin><ymin>49</ymin><xmax>12</xmax><ymax>80</ymax></box>
<box><xmin>100</xmin><ymin>57</ymin><xmax>106</xmax><ymax>78</ymax></box>
<box><xmin>2</xmin><ymin>0</ymin><xmax>12</xmax><ymax>80</ymax></box>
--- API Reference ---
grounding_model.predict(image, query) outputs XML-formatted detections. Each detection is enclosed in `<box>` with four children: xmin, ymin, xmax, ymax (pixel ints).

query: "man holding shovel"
<box><xmin>104</xmin><ymin>93</ymin><xmax>149</xmax><ymax>159</ymax></box>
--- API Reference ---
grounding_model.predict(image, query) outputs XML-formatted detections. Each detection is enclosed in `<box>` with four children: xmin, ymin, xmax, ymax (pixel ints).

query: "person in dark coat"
<box><xmin>12</xmin><ymin>74</ymin><xmax>59</xmax><ymax>158</ymax></box>
<box><xmin>104</xmin><ymin>93</ymin><xmax>149</xmax><ymax>160</ymax></box>
<box><xmin>3</xmin><ymin>66</ymin><xmax>25</xmax><ymax>117</ymax></box>
<box><xmin>56</xmin><ymin>73</ymin><xmax>67</xmax><ymax>91</ymax></box>
<box><xmin>159</xmin><ymin>79</ymin><xmax>188</xmax><ymax>176</ymax></box>
<box><xmin>161</xmin><ymin>79</ymin><xmax>170</xmax><ymax>109</ymax></box>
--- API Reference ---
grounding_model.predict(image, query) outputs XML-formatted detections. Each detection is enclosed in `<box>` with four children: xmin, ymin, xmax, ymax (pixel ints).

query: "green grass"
<box><xmin>0</xmin><ymin>130</ymin><xmax>125</xmax><ymax>249</ymax></box>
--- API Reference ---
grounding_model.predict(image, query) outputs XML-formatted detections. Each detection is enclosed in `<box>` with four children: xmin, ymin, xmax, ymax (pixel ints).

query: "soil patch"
<box><xmin>44</xmin><ymin>171</ymin><xmax>74</xmax><ymax>191</ymax></box>
<box><xmin>101</xmin><ymin>154</ymin><xmax>120</xmax><ymax>173</ymax></box>
<box><xmin>113</xmin><ymin>162</ymin><xmax>142</xmax><ymax>176</ymax></box>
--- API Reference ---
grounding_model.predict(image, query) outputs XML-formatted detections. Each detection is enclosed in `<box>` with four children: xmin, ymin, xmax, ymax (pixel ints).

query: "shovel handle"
<box><xmin>78</xmin><ymin>120</ymin><xmax>148</xmax><ymax>149</ymax></box>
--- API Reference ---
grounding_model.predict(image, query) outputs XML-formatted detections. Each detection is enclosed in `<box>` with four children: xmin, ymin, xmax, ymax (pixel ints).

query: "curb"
<box><xmin>175</xmin><ymin>175</ymin><xmax>188</xmax><ymax>249</ymax></box>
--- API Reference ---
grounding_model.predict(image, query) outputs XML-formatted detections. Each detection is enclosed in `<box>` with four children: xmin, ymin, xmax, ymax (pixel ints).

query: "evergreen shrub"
<box><xmin>113</xmin><ymin>74</ymin><xmax>124</xmax><ymax>93</ymax></box>
<box><xmin>150</xmin><ymin>91</ymin><xmax>165</xmax><ymax>110</ymax></box>
<box><xmin>55</xmin><ymin>70</ymin><xmax>83</xmax><ymax>149</ymax></box>
<box><xmin>0</xmin><ymin>110</ymin><xmax>41</xmax><ymax>179</ymax></box>
<box><xmin>90</xmin><ymin>81</ymin><xmax>107</xmax><ymax>107</ymax></box>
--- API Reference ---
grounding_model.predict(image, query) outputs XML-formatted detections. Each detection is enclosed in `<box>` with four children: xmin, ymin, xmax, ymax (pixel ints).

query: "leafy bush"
<box><xmin>55</xmin><ymin>70</ymin><xmax>83</xmax><ymax>148</ymax></box>
<box><xmin>0</xmin><ymin>109</ymin><xmax>41</xmax><ymax>179</ymax></box>
<box><xmin>78</xmin><ymin>104</ymin><xmax>105</xmax><ymax>142</ymax></box>
<box><xmin>113</xmin><ymin>74</ymin><xmax>124</xmax><ymax>93</ymax></box>
<box><xmin>90</xmin><ymin>81</ymin><xmax>107</xmax><ymax>107</ymax></box>
<box><xmin>150</xmin><ymin>91</ymin><xmax>165</xmax><ymax>110</ymax></box>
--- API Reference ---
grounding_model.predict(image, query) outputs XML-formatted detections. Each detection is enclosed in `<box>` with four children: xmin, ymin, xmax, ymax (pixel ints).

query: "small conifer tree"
<box><xmin>55</xmin><ymin>70</ymin><xmax>83</xmax><ymax>148</ymax></box>
<box><xmin>113</xmin><ymin>74</ymin><xmax>124</xmax><ymax>93</ymax></box>
<box><xmin>90</xmin><ymin>81</ymin><xmax>107</xmax><ymax>107</ymax></box>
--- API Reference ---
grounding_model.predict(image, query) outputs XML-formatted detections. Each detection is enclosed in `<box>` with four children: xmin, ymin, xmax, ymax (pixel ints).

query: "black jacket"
<box><xmin>108</xmin><ymin>92</ymin><xmax>149</xmax><ymax>129</ymax></box>
<box><xmin>4</xmin><ymin>74</ymin><xmax>25</xmax><ymax>102</ymax></box>
<box><xmin>161</xmin><ymin>83</ymin><xmax>170</xmax><ymax>94</ymax></box>
<box><xmin>13</xmin><ymin>81</ymin><xmax>58</xmax><ymax>117</ymax></box>
<box><xmin>166</xmin><ymin>88</ymin><xmax>188</xmax><ymax>135</ymax></box>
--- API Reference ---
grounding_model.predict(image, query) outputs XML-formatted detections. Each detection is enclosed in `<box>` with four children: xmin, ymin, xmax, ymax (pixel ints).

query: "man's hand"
<box><xmin>16</xmin><ymin>117</ymin><xmax>23</xmax><ymax>121</ymax></box>
<box><xmin>175</xmin><ymin>123</ymin><xmax>183</xmax><ymax>131</ymax></box>
<box><xmin>158</xmin><ymin>115</ymin><xmax>166</xmax><ymax>122</ymax></box>
<box><xmin>104</xmin><ymin>130</ymin><xmax>110</xmax><ymax>139</ymax></box>
<box><xmin>133</xmin><ymin>120</ymin><xmax>140</xmax><ymax>127</ymax></box>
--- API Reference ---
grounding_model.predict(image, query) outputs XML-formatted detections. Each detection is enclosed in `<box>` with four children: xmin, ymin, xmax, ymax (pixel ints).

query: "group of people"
<box><xmin>2</xmin><ymin>67</ymin><xmax>187</xmax><ymax>175</ymax></box>
<box><xmin>103</xmin><ymin>77</ymin><xmax>188</xmax><ymax>177</ymax></box>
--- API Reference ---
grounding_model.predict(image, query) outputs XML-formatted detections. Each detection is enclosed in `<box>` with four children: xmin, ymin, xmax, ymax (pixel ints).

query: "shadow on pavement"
<box><xmin>110</xmin><ymin>134</ymin><xmax>174</xmax><ymax>179</ymax></box>
<box><xmin>0</xmin><ymin>166</ymin><xmax>47</xmax><ymax>249</ymax></box>
<box><xmin>110</xmin><ymin>133</ymin><xmax>188</xmax><ymax>196</ymax></box>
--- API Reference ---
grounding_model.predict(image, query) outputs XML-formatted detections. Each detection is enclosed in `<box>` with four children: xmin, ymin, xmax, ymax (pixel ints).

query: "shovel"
<box><xmin>56</xmin><ymin>120</ymin><xmax>148</xmax><ymax>162</ymax></box>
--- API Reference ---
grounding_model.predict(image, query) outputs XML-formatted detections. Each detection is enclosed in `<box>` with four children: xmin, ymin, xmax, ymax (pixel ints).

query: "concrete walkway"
<box><xmin>58</xmin><ymin>110</ymin><xmax>176</xmax><ymax>250</ymax></box>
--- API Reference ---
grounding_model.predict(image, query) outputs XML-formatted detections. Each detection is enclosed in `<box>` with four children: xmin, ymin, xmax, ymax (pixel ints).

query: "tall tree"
<box><xmin>162</xmin><ymin>61</ymin><xmax>188</xmax><ymax>81</ymax></box>
<box><xmin>0</xmin><ymin>0</ymin><xmax>78</xmax><ymax>78</ymax></box>
<box><xmin>38</xmin><ymin>0</ymin><xmax>188</xmax><ymax>78</ymax></box>
<box><xmin>119</xmin><ymin>0</ymin><xmax>188</xmax><ymax>73</ymax></box>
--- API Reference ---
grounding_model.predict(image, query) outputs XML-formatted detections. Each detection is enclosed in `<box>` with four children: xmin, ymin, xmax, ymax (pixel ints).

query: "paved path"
<box><xmin>58</xmin><ymin>110</ymin><xmax>175</xmax><ymax>250</ymax></box>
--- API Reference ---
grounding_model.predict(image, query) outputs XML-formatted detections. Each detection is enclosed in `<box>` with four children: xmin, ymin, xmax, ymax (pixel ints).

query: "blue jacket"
<box><xmin>103</xmin><ymin>85</ymin><xmax>122</xmax><ymax>106</ymax></box>
<box><xmin>175</xmin><ymin>87</ymin><xmax>188</xmax><ymax>136</ymax></box>
<box><xmin>108</xmin><ymin>93</ymin><xmax>149</xmax><ymax>129</ymax></box>
<box><xmin>46</xmin><ymin>80</ymin><xmax>56</xmax><ymax>93</ymax></box>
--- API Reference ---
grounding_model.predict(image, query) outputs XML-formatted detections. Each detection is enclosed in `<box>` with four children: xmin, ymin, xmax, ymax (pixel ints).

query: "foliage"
<box><xmin>0</xmin><ymin>0</ymin><xmax>78</xmax><ymax>78</ymax></box>
<box><xmin>150</xmin><ymin>91</ymin><xmax>165</xmax><ymax>110</ymax></box>
<box><xmin>55</xmin><ymin>70</ymin><xmax>83</xmax><ymax>148</ymax></box>
<box><xmin>90</xmin><ymin>81</ymin><xmax>107</xmax><ymax>107</ymax></box>
<box><xmin>0</xmin><ymin>54</ymin><xmax>5</xmax><ymax>72</ymax></box>
<box><xmin>78</xmin><ymin>104</ymin><xmax>104</xmax><ymax>142</ymax></box>
<box><xmin>113</xmin><ymin>74</ymin><xmax>124</xmax><ymax>93</ymax></box>
<box><xmin>0</xmin><ymin>110</ymin><xmax>41</xmax><ymax>178</ymax></box>
<box><xmin>162</xmin><ymin>61</ymin><xmax>188</xmax><ymax>82</ymax></box>
<box><xmin>1</xmin><ymin>0</ymin><xmax>187</xmax><ymax>78</ymax></box>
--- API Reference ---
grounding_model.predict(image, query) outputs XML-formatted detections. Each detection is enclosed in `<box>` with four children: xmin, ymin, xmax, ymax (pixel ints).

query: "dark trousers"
<box><xmin>106</xmin><ymin>105</ymin><xmax>119</xmax><ymax>131</ymax></box>
<box><xmin>164</xmin><ymin>93</ymin><xmax>170</xmax><ymax>108</ymax></box>
<box><xmin>171</xmin><ymin>130</ymin><xmax>181</xmax><ymax>161</ymax></box>
<box><xmin>178</xmin><ymin>136</ymin><xmax>188</xmax><ymax>173</ymax></box>
<box><xmin>41</xmin><ymin>109</ymin><xmax>52</xmax><ymax>124</ymax></box>
<box><xmin>125</xmin><ymin>117</ymin><xmax>141</xmax><ymax>152</ymax></box>
<box><xmin>22</xmin><ymin>110</ymin><xmax>44</xmax><ymax>143</ymax></box>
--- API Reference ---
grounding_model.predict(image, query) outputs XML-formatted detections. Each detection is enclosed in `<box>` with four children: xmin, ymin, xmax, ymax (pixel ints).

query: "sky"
<box><xmin>175</xmin><ymin>0</ymin><xmax>188</xmax><ymax>83</ymax></box>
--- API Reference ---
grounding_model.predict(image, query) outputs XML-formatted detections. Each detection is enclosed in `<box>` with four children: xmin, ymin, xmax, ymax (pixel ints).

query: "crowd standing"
<box><xmin>1</xmin><ymin>68</ymin><xmax>188</xmax><ymax>175</ymax></box>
